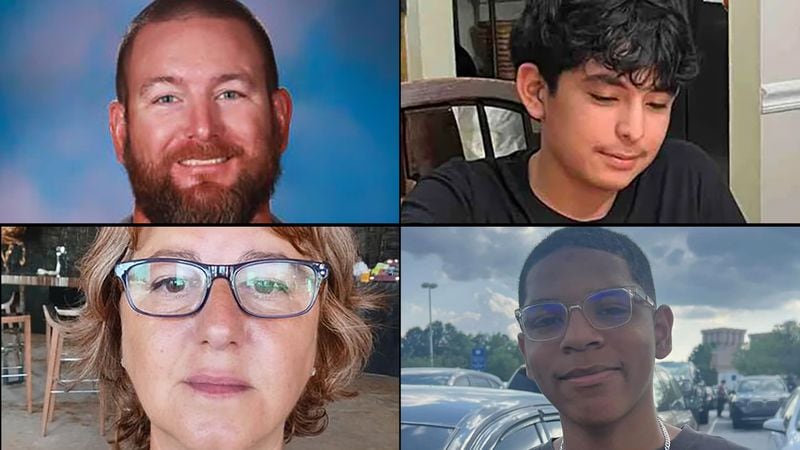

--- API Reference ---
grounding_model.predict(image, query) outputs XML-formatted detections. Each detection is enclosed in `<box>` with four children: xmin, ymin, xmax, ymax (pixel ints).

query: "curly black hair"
<box><xmin>518</xmin><ymin>227</ymin><xmax>656</xmax><ymax>308</ymax></box>
<box><xmin>511</xmin><ymin>0</ymin><xmax>699</xmax><ymax>94</ymax></box>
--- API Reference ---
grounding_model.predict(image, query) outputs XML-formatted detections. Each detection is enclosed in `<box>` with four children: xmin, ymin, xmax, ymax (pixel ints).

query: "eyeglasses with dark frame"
<box><xmin>114</xmin><ymin>257</ymin><xmax>330</xmax><ymax>319</ymax></box>
<box><xmin>515</xmin><ymin>286</ymin><xmax>656</xmax><ymax>342</ymax></box>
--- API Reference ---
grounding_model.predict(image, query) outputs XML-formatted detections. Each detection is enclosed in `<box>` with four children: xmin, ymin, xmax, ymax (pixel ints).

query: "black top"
<box><xmin>532</xmin><ymin>426</ymin><xmax>752</xmax><ymax>450</ymax></box>
<box><xmin>401</xmin><ymin>139</ymin><xmax>746</xmax><ymax>224</ymax></box>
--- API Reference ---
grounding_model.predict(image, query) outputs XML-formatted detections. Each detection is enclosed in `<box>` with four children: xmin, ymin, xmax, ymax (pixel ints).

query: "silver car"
<box><xmin>764</xmin><ymin>387</ymin><xmax>800</xmax><ymax>450</ymax></box>
<box><xmin>401</xmin><ymin>385</ymin><xmax>561</xmax><ymax>450</ymax></box>
<box><xmin>401</xmin><ymin>367</ymin><xmax>504</xmax><ymax>389</ymax></box>
<box><xmin>653</xmin><ymin>365</ymin><xmax>699</xmax><ymax>430</ymax></box>
<box><xmin>731</xmin><ymin>376</ymin><xmax>790</xmax><ymax>429</ymax></box>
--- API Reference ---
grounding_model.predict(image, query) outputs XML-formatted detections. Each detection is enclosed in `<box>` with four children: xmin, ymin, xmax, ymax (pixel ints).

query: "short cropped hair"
<box><xmin>518</xmin><ymin>227</ymin><xmax>656</xmax><ymax>307</ymax></box>
<box><xmin>115</xmin><ymin>0</ymin><xmax>279</xmax><ymax>108</ymax></box>
<box><xmin>68</xmin><ymin>227</ymin><xmax>379</xmax><ymax>449</ymax></box>
<box><xmin>511</xmin><ymin>0</ymin><xmax>699</xmax><ymax>94</ymax></box>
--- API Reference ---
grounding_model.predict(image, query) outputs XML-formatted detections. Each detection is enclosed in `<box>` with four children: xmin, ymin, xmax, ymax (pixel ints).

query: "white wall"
<box><xmin>759</xmin><ymin>0</ymin><xmax>800</xmax><ymax>222</ymax></box>
<box><xmin>730</xmin><ymin>0</ymin><xmax>800</xmax><ymax>222</ymax></box>
<box><xmin>406</xmin><ymin>0</ymin><xmax>456</xmax><ymax>80</ymax></box>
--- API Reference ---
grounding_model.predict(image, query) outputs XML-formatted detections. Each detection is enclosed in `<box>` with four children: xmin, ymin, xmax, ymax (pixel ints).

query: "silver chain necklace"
<box><xmin>558</xmin><ymin>416</ymin><xmax>670</xmax><ymax>450</ymax></box>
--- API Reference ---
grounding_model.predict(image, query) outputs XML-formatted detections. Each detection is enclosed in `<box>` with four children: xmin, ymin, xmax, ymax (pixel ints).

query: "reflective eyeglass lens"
<box><xmin>585</xmin><ymin>289</ymin><xmax>633</xmax><ymax>329</ymax></box>
<box><xmin>126</xmin><ymin>262</ymin><xmax>206</xmax><ymax>315</ymax></box>
<box><xmin>234</xmin><ymin>262</ymin><xmax>317</xmax><ymax>316</ymax></box>
<box><xmin>521</xmin><ymin>303</ymin><xmax>567</xmax><ymax>340</ymax></box>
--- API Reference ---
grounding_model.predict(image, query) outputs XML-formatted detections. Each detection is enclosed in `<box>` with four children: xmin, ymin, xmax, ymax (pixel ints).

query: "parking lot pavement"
<box><xmin>695</xmin><ymin>406</ymin><xmax>772</xmax><ymax>450</ymax></box>
<box><xmin>286</xmin><ymin>373</ymin><xmax>399</xmax><ymax>450</ymax></box>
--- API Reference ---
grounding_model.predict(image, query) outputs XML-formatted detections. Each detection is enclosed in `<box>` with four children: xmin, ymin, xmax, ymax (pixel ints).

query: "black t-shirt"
<box><xmin>401</xmin><ymin>139</ymin><xmax>746</xmax><ymax>224</ymax></box>
<box><xmin>532</xmin><ymin>426</ymin><xmax>752</xmax><ymax>450</ymax></box>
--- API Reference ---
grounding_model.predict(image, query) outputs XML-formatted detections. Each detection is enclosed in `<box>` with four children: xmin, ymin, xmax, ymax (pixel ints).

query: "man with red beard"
<box><xmin>110</xmin><ymin>0</ymin><xmax>291</xmax><ymax>223</ymax></box>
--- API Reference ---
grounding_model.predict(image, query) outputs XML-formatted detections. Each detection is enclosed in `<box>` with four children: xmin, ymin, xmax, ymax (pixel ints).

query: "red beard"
<box><xmin>123</xmin><ymin>135</ymin><xmax>282</xmax><ymax>223</ymax></box>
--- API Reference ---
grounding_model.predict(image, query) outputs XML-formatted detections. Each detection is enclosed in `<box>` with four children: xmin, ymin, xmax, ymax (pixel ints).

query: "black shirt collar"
<box><xmin>501</xmin><ymin>149</ymin><xmax>638</xmax><ymax>223</ymax></box>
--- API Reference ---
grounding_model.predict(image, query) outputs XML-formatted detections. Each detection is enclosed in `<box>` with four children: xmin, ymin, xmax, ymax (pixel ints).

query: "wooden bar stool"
<box><xmin>0</xmin><ymin>314</ymin><xmax>32</xmax><ymax>414</ymax></box>
<box><xmin>45</xmin><ymin>306</ymin><xmax>81</xmax><ymax>360</ymax></box>
<box><xmin>41</xmin><ymin>304</ymin><xmax>105</xmax><ymax>437</ymax></box>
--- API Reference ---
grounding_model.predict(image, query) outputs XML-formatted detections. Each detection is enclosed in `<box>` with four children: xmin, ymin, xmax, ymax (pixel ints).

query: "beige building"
<box><xmin>702</xmin><ymin>328</ymin><xmax>747</xmax><ymax>385</ymax></box>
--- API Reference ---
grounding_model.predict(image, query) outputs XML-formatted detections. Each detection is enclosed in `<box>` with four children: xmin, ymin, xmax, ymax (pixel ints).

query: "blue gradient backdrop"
<box><xmin>0</xmin><ymin>0</ymin><xmax>398</xmax><ymax>223</ymax></box>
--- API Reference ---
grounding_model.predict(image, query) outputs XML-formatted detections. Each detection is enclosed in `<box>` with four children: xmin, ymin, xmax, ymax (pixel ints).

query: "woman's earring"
<box><xmin>310</xmin><ymin>367</ymin><xmax>316</xmax><ymax>377</ymax></box>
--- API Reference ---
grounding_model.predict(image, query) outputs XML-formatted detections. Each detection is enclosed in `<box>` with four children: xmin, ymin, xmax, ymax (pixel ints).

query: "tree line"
<box><xmin>405</xmin><ymin>319</ymin><xmax>799</xmax><ymax>388</ymax></box>
<box><xmin>401</xmin><ymin>321</ymin><xmax>525</xmax><ymax>381</ymax></box>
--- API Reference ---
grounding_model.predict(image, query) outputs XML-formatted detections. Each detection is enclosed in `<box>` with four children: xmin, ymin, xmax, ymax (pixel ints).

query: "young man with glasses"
<box><xmin>516</xmin><ymin>227</ymin><xmax>748</xmax><ymax>450</ymax></box>
<box><xmin>402</xmin><ymin>0</ymin><xmax>745</xmax><ymax>223</ymax></box>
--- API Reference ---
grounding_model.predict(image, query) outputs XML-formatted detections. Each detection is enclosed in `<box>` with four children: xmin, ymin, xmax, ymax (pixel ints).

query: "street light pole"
<box><xmin>421</xmin><ymin>282</ymin><xmax>438</xmax><ymax>367</ymax></box>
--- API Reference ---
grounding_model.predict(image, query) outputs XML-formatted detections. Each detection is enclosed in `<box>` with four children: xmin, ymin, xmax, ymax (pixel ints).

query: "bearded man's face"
<box><xmin>111</xmin><ymin>16</ymin><xmax>291</xmax><ymax>222</ymax></box>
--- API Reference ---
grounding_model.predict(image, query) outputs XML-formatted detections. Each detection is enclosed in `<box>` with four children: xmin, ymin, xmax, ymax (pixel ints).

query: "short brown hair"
<box><xmin>115</xmin><ymin>0</ymin><xmax>279</xmax><ymax>108</ymax></box>
<box><xmin>68</xmin><ymin>227</ymin><xmax>380</xmax><ymax>449</ymax></box>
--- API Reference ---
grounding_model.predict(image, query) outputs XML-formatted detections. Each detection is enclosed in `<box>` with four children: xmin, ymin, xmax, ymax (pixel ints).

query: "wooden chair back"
<box><xmin>401</xmin><ymin>77</ymin><xmax>539</xmax><ymax>198</ymax></box>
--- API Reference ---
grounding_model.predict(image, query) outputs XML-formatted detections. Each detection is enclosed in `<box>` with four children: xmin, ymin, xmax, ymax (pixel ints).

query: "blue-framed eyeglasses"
<box><xmin>515</xmin><ymin>286</ymin><xmax>656</xmax><ymax>341</ymax></box>
<box><xmin>114</xmin><ymin>257</ymin><xmax>330</xmax><ymax>318</ymax></box>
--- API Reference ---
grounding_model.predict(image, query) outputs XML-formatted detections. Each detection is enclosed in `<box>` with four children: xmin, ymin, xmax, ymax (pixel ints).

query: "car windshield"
<box><xmin>401</xmin><ymin>373</ymin><xmax>452</xmax><ymax>385</ymax></box>
<box><xmin>738</xmin><ymin>379</ymin><xmax>786</xmax><ymax>392</ymax></box>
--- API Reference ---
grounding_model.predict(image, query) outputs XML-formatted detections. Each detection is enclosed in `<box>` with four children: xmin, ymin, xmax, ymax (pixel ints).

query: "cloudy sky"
<box><xmin>401</xmin><ymin>227</ymin><xmax>800</xmax><ymax>362</ymax></box>
<box><xmin>0</xmin><ymin>0</ymin><xmax>398</xmax><ymax>222</ymax></box>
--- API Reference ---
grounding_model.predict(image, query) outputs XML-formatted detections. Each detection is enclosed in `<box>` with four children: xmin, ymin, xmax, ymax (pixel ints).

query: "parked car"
<box><xmin>401</xmin><ymin>385</ymin><xmax>561</xmax><ymax>450</ymax></box>
<box><xmin>657</xmin><ymin>361</ymin><xmax>710</xmax><ymax>424</ymax></box>
<box><xmin>731</xmin><ymin>375</ymin><xmax>791</xmax><ymax>429</ymax></box>
<box><xmin>764</xmin><ymin>387</ymin><xmax>800</xmax><ymax>450</ymax></box>
<box><xmin>505</xmin><ymin>364</ymin><xmax>542</xmax><ymax>393</ymax></box>
<box><xmin>653</xmin><ymin>365</ymin><xmax>699</xmax><ymax>430</ymax></box>
<box><xmin>401</xmin><ymin>367</ymin><xmax>504</xmax><ymax>389</ymax></box>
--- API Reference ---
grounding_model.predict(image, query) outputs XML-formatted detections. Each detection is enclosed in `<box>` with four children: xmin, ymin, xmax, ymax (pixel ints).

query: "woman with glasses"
<box><xmin>66</xmin><ymin>227</ymin><xmax>379</xmax><ymax>450</ymax></box>
<box><xmin>516</xmin><ymin>227</ymin><xmax>748</xmax><ymax>450</ymax></box>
